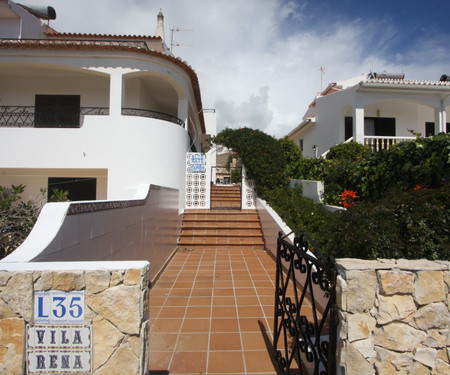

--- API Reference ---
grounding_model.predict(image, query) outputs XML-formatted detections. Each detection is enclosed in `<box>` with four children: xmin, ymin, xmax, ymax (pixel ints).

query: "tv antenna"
<box><xmin>170</xmin><ymin>27</ymin><xmax>193</xmax><ymax>52</ymax></box>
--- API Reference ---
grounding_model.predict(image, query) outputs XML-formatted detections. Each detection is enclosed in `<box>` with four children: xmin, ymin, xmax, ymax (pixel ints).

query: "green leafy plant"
<box><xmin>322</xmin><ymin>184</ymin><xmax>450</xmax><ymax>260</ymax></box>
<box><xmin>0</xmin><ymin>184</ymin><xmax>42</xmax><ymax>259</ymax></box>
<box><xmin>325</xmin><ymin>141</ymin><xmax>372</xmax><ymax>161</ymax></box>
<box><xmin>49</xmin><ymin>188</ymin><xmax>69</xmax><ymax>202</ymax></box>
<box><xmin>212</xmin><ymin>127</ymin><xmax>286</xmax><ymax>197</ymax></box>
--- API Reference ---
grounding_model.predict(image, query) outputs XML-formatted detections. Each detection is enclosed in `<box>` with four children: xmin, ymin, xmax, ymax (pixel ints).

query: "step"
<box><xmin>178</xmin><ymin>209</ymin><xmax>266</xmax><ymax>251</ymax></box>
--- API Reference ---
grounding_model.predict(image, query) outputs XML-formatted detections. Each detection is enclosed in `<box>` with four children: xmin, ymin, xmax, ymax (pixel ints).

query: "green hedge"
<box><xmin>321</xmin><ymin>184</ymin><xmax>450</xmax><ymax>260</ymax></box>
<box><xmin>213</xmin><ymin>129</ymin><xmax>450</xmax><ymax>260</ymax></box>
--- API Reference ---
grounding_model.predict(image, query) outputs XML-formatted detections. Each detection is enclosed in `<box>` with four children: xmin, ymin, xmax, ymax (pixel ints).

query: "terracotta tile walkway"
<box><xmin>148</xmin><ymin>210</ymin><xmax>281</xmax><ymax>374</ymax></box>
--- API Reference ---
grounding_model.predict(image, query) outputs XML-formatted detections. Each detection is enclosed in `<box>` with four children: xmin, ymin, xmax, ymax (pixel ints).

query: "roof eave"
<box><xmin>0</xmin><ymin>38</ymin><xmax>206</xmax><ymax>133</ymax></box>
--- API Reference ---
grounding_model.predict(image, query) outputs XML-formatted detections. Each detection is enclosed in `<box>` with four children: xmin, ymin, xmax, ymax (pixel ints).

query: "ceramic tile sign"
<box><xmin>34</xmin><ymin>291</ymin><xmax>85</xmax><ymax>324</ymax></box>
<box><xmin>27</xmin><ymin>291</ymin><xmax>92</xmax><ymax>374</ymax></box>
<box><xmin>189</xmin><ymin>153</ymin><xmax>206</xmax><ymax>172</ymax></box>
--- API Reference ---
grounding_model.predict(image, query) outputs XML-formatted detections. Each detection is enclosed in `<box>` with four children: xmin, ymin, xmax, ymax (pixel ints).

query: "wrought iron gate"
<box><xmin>273</xmin><ymin>231</ymin><xmax>337</xmax><ymax>375</ymax></box>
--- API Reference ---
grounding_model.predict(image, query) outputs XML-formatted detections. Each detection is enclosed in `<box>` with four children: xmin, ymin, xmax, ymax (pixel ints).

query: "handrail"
<box><xmin>364</xmin><ymin>135</ymin><xmax>415</xmax><ymax>151</ymax></box>
<box><xmin>122</xmin><ymin>108</ymin><xmax>185</xmax><ymax>127</ymax></box>
<box><xmin>0</xmin><ymin>106</ymin><xmax>109</xmax><ymax>127</ymax></box>
<box><xmin>0</xmin><ymin>106</ymin><xmax>184</xmax><ymax>127</ymax></box>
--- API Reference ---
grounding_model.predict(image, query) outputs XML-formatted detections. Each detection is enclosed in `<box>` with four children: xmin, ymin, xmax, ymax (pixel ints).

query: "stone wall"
<box><xmin>336</xmin><ymin>259</ymin><xmax>450</xmax><ymax>374</ymax></box>
<box><xmin>0</xmin><ymin>261</ymin><xmax>150</xmax><ymax>375</ymax></box>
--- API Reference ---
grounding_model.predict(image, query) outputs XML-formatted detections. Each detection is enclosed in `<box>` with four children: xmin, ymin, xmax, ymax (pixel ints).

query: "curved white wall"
<box><xmin>0</xmin><ymin>115</ymin><xmax>190</xmax><ymax>201</ymax></box>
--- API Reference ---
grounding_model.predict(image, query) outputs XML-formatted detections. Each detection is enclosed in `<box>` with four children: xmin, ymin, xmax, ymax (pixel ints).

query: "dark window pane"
<box><xmin>48</xmin><ymin>177</ymin><xmax>96</xmax><ymax>201</ymax></box>
<box><xmin>345</xmin><ymin>117</ymin><xmax>353</xmax><ymax>140</ymax></box>
<box><xmin>425</xmin><ymin>122</ymin><xmax>435</xmax><ymax>137</ymax></box>
<box><xmin>35</xmin><ymin>95</ymin><xmax>80</xmax><ymax>128</ymax></box>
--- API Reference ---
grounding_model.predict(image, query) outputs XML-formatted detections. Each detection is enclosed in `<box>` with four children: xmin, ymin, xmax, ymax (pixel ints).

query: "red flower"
<box><xmin>339</xmin><ymin>190</ymin><xmax>358</xmax><ymax>209</ymax></box>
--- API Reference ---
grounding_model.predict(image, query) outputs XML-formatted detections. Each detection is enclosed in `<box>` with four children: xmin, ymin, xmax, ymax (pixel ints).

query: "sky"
<box><xmin>20</xmin><ymin>0</ymin><xmax>450</xmax><ymax>138</ymax></box>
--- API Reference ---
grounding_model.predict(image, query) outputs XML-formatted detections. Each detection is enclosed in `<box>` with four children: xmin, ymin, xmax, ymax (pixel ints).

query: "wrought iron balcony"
<box><xmin>0</xmin><ymin>106</ymin><xmax>109</xmax><ymax>128</ymax></box>
<box><xmin>121</xmin><ymin>108</ymin><xmax>185</xmax><ymax>127</ymax></box>
<box><xmin>0</xmin><ymin>106</ymin><xmax>184</xmax><ymax>128</ymax></box>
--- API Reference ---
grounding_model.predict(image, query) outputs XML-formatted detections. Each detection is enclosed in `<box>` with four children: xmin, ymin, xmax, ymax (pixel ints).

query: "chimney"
<box><xmin>155</xmin><ymin>9</ymin><xmax>165</xmax><ymax>42</ymax></box>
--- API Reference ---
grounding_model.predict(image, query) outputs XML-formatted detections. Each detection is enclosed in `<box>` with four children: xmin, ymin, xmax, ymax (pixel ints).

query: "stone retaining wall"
<box><xmin>336</xmin><ymin>259</ymin><xmax>450</xmax><ymax>374</ymax></box>
<box><xmin>0</xmin><ymin>261</ymin><xmax>150</xmax><ymax>375</ymax></box>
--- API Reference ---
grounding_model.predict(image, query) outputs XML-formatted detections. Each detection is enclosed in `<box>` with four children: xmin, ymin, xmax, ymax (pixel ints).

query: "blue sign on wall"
<box><xmin>190</xmin><ymin>153</ymin><xmax>206</xmax><ymax>173</ymax></box>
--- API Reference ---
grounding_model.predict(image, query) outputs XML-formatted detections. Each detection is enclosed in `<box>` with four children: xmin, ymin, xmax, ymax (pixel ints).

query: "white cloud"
<box><xmin>23</xmin><ymin>0</ymin><xmax>450</xmax><ymax>138</ymax></box>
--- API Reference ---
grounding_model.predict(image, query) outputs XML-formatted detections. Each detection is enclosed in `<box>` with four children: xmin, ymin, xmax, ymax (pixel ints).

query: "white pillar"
<box><xmin>441</xmin><ymin>99</ymin><xmax>447</xmax><ymax>132</ymax></box>
<box><xmin>353</xmin><ymin>106</ymin><xmax>365</xmax><ymax>144</ymax></box>
<box><xmin>178</xmin><ymin>97</ymin><xmax>188</xmax><ymax>128</ymax></box>
<box><xmin>109</xmin><ymin>72</ymin><xmax>123</xmax><ymax>118</ymax></box>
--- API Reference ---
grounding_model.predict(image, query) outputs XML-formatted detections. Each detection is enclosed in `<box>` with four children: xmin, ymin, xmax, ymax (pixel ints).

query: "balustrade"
<box><xmin>364</xmin><ymin>136</ymin><xmax>415</xmax><ymax>151</ymax></box>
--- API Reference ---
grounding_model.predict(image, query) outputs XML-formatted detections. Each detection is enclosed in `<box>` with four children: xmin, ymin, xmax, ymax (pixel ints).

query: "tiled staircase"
<box><xmin>178</xmin><ymin>210</ymin><xmax>265</xmax><ymax>251</ymax></box>
<box><xmin>210</xmin><ymin>184</ymin><xmax>241</xmax><ymax>209</ymax></box>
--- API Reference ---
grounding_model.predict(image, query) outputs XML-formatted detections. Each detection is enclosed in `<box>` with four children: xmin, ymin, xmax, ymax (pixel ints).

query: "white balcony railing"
<box><xmin>364</xmin><ymin>136</ymin><xmax>416</xmax><ymax>152</ymax></box>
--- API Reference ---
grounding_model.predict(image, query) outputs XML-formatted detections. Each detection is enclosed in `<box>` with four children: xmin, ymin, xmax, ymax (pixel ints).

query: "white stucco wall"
<box><xmin>0</xmin><ymin>115</ymin><xmax>190</xmax><ymax>202</ymax></box>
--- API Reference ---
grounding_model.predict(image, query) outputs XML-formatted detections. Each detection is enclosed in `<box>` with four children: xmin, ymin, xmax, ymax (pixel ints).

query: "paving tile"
<box><xmin>239</xmin><ymin>317</ymin><xmax>269</xmax><ymax>333</ymax></box>
<box><xmin>175</xmin><ymin>333</ymin><xmax>209</xmax><ymax>351</ymax></box>
<box><xmin>244</xmin><ymin>350</ymin><xmax>278</xmax><ymax>373</ymax></box>
<box><xmin>180</xmin><ymin>318</ymin><xmax>210</xmax><ymax>333</ymax></box>
<box><xmin>188</xmin><ymin>296</ymin><xmax>212</xmax><ymax>306</ymax></box>
<box><xmin>170</xmin><ymin>351</ymin><xmax>207</xmax><ymax>373</ymax></box>
<box><xmin>241</xmin><ymin>332</ymin><xmax>270</xmax><ymax>350</ymax></box>
<box><xmin>164</xmin><ymin>297</ymin><xmax>189</xmax><ymax>307</ymax></box>
<box><xmin>148</xmin><ymin>351</ymin><xmax>172</xmax><ymax>371</ymax></box>
<box><xmin>235</xmin><ymin>287</ymin><xmax>257</xmax><ymax>296</ymax></box>
<box><xmin>212</xmin><ymin>306</ymin><xmax>238</xmax><ymax>318</ymax></box>
<box><xmin>168</xmin><ymin>288</ymin><xmax>191</xmax><ymax>297</ymax></box>
<box><xmin>149</xmin><ymin>333</ymin><xmax>178</xmax><ymax>352</ymax></box>
<box><xmin>185</xmin><ymin>306</ymin><xmax>211</xmax><ymax>319</ymax></box>
<box><xmin>158</xmin><ymin>306</ymin><xmax>186</xmax><ymax>319</ymax></box>
<box><xmin>210</xmin><ymin>332</ymin><xmax>242</xmax><ymax>351</ymax></box>
<box><xmin>210</xmin><ymin>318</ymin><xmax>240</xmax><ymax>332</ymax></box>
<box><xmin>191</xmin><ymin>288</ymin><xmax>213</xmax><ymax>297</ymax></box>
<box><xmin>213</xmin><ymin>296</ymin><xmax>236</xmax><ymax>306</ymax></box>
<box><xmin>150</xmin><ymin>318</ymin><xmax>183</xmax><ymax>333</ymax></box>
<box><xmin>213</xmin><ymin>288</ymin><xmax>234</xmax><ymax>296</ymax></box>
<box><xmin>208</xmin><ymin>351</ymin><xmax>245</xmax><ymax>374</ymax></box>
<box><xmin>238</xmin><ymin>305</ymin><xmax>264</xmax><ymax>318</ymax></box>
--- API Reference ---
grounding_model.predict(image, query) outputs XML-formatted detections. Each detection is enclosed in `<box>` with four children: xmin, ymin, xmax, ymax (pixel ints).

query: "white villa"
<box><xmin>288</xmin><ymin>72</ymin><xmax>450</xmax><ymax>158</ymax></box>
<box><xmin>0</xmin><ymin>1</ymin><xmax>215</xmax><ymax>207</ymax></box>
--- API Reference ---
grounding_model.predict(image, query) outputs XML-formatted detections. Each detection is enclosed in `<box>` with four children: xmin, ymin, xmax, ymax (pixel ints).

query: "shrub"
<box><xmin>212</xmin><ymin>128</ymin><xmax>286</xmax><ymax>198</ymax></box>
<box><xmin>326</xmin><ymin>141</ymin><xmax>372</xmax><ymax>161</ymax></box>
<box><xmin>0</xmin><ymin>184</ymin><xmax>42</xmax><ymax>259</ymax></box>
<box><xmin>263</xmin><ymin>185</ymin><xmax>333</xmax><ymax>249</ymax></box>
<box><xmin>277</xmin><ymin>137</ymin><xmax>303</xmax><ymax>179</ymax></box>
<box><xmin>322</xmin><ymin>184</ymin><xmax>450</xmax><ymax>260</ymax></box>
<box><xmin>297</xmin><ymin>157</ymin><xmax>329</xmax><ymax>181</ymax></box>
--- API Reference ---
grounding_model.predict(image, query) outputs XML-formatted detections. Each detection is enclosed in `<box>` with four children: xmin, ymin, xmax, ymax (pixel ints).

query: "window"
<box><xmin>299</xmin><ymin>139</ymin><xmax>304</xmax><ymax>150</ymax></box>
<box><xmin>48</xmin><ymin>177</ymin><xmax>96</xmax><ymax>201</ymax></box>
<box><xmin>345</xmin><ymin>116</ymin><xmax>395</xmax><ymax>138</ymax></box>
<box><xmin>426</xmin><ymin>122</ymin><xmax>450</xmax><ymax>135</ymax></box>
<box><xmin>425</xmin><ymin>122</ymin><xmax>435</xmax><ymax>137</ymax></box>
<box><xmin>364</xmin><ymin>117</ymin><xmax>395</xmax><ymax>136</ymax></box>
<box><xmin>345</xmin><ymin>117</ymin><xmax>353</xmax><ymax>140</ymax></box>
<box><xmin>35</xmin><ymin>95</ymin><xmax>80</xmax><ymax>128</ymax></box>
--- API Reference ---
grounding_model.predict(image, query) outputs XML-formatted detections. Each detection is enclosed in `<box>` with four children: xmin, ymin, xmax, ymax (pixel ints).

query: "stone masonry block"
<box><xmin>377</xmin><ymin>270</ymin><xmax>414</xmax><ymax>295</ymax></box>
<box><xmin>345</xmin><ymin>270</ymin><xmax>377</xmax><ymax>313</ymax></box>
<box><xmin>376</xmin><ymin>294</ymin><xmax>416</xmax><ymax>325</ymax></box>
<box><xmin>413</xmin><ymin>271</ymin><xmax>445</xmax><ymax>305</ymax></box>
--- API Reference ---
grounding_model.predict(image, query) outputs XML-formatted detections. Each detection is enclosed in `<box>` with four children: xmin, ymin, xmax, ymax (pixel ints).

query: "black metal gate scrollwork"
<box><xmin>273</xmin><ymin>231</ymin><xmax>337</xmax><ymax>375</ymax></box>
